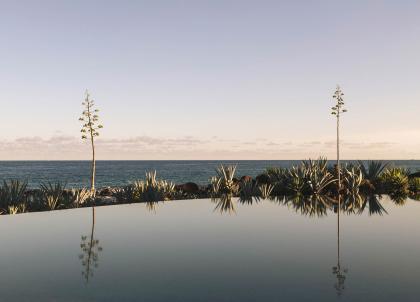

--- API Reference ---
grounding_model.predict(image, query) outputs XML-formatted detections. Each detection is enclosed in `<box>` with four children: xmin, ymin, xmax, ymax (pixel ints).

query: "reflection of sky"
<box><xmin>1</xmin><ymin>1</ymin><xmax>420</xmax><ymax>159</ymax></box>
<box><xmin>0</xmin><ymin>197</ymin><xmax>419</xmax><ymax>301</ymax></box>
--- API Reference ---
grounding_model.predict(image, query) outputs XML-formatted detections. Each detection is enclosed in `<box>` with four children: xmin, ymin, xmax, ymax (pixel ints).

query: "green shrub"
<box><xmin>133</xmin><ymin>171</ymin><xmax>175</xmax><ymax>202</ymax></box>
<box><xmin>0</xmin><ymin>180</ymin><xmax>28</xmax><ymax>214</ymax></box>
<box><xmin>40</xmin><ymin>181</ymin><xmax>67</xmax><ymax>210</ymax></box>
<box><xmin>379</xmin><ymin>168</ymin><xmax>409</xmax><ymax>195</ymax></box>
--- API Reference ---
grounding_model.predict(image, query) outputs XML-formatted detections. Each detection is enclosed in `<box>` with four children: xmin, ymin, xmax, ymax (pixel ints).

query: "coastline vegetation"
<box><xmin>0</xmin><ymin>160</ymin><xmax>418</xmax><ymax>215</ymax></box>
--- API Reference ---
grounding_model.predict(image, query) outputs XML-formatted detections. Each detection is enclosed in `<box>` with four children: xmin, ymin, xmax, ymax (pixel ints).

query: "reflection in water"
<box><xmin>332</xmin><ymin>195</ymin><xmax>348</xmax><ymax>296</ymax></box>
<box><xmin>79</xmin><ymin>208</ymin><xmax>103</xmax><ymax>283</ymax></box>
<box><xmin>212</xmin><ymin>194</ymin><xmax>236</xmax><ymax>214</ymax></box>
<box><xmin>145</xmin><ymin>201</ymin><xmax>163</xmax><ymax>213</ymax></box>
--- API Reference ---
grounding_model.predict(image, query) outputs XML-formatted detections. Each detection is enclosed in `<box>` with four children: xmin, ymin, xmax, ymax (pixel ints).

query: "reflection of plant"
<box><xmin>285</xmin><ymin>194</ymin><xmax>332</xmax><ymax>217</ymax></box>
<box><xmin>40</xmin><ymin>181</ymin><xmax>67</xmax><ymax>210</ymax></box>
<box><xmin>210</xmin><ymin>165</ymin><xmax>239</xmax><ymax>196</ymax></box>
<box><xmin>332</xmin><ymin>264</ymin><xmax>347</xmax><ymax>296</ymax></box>
<box><xmin>213</xmin><ymin>194</ymin><xmax>236</xmax><ymax>214</ymax></box>
<box><xmin>79</xmin><ymin>208</ymin><xmax>102</xmax><ymax>284</ymax></box>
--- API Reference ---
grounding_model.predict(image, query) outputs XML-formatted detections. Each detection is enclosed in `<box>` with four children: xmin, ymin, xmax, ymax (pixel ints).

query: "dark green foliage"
<box><xmin>0</xmin><ymin>180</ymin><xmax>28</xmax><ymax>214</ymax></box>
<box><xmin>40</xmin><ymin>181</ymin><xmax>67</xmax><ymax>210</ymax></box>
<box><xmin>379</xmin><ymin>168</ymin><xmax>409</xmax><ymax>195</ymax></box>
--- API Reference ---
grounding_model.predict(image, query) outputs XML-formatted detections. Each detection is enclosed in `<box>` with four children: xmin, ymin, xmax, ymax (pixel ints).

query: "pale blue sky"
<box><xmin>1</xmin><ymin>0</ymin><xmax>419</xmax><ymax>159</ymax></box>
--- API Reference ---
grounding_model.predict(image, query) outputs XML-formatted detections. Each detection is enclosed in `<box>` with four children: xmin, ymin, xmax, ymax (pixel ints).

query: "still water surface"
<box><xmin>0</xmin><ymin>196</ymin><xmax>419</xmax><ymax>301</ymax></box>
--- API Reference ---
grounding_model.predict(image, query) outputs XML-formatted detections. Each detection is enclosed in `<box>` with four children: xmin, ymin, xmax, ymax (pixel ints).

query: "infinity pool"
<box><xmin>0</xmin><ymin>196</ymin><xmax>419</xmax><ymax>301</ymax></box>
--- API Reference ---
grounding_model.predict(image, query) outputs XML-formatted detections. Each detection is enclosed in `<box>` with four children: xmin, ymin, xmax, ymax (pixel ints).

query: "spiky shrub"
<box><xmin>79</xmin><ymin>90</ymin><xmax>103</xmax><ymax>197</ymax></box>
<box><xmin>0</xmin><ymin>180</ymin><xmax>28</xmax><ymax>214</ymax></box>
<box><xmin>210</xmin><ymin>165</ymin><xmax>238</xmax><ymax>196</ymax></box>
<box><xmin>409</xmin><ymin>177</ymin><xmax>420</xmax><ymax>193</ymax></box>
<box><xmin>358</xmin><ymin>160</ymin><xmax>388</xmax><ymax>190</ymax></box>
<box><xmin>238</xmin><ymin>179</ymin><xmax>259</xmax><ymax>204</ymax></box>
<box><xmin>258</xmin><ymin>184</ymin><xmax>275</xmax><ymax>199</ymax></box>
<box><xmin>285</xmin><ymin>158</ymin><xmax>335</xmax><ymax>195</ymax></box>
<box><xmin>343</xmin><ymin>166</ymin><xmax>364</xmax><ymax>195</ymax></box>
<box><xmin>133</xmin><ymin>171</ymin><xmax>175</xmax><ymax>202</ymax></box>
<box><xmin>40</xmin><ymin>181</ymin><xmax>67</xmax><ymax>210</ymax></box>
<box><xmin>286</xmin><ymin>165</ymin><xmax>308</xmax><ymax>194</ymax></box>
<box><xmin>265</xmin><ymin>167</ymin><xmax>288</xmax><ymax>195</ymax></box>
<box><xmin>114</xmin><ymin>185</ymin><xmax>136</xmax><ymax>203</ymax></box>
<box><xmin>70</xmin><ymin>188</ymin><xmax>92</xmax><ymax>208</ymax></box>
<box><xmin>379</xmin><ymin>168</ymin><xmax>409</xmax><ymax>195</ymax></box>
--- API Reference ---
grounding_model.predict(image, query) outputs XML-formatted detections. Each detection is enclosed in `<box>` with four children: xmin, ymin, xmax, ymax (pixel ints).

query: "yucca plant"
<box><xmin>210</xmin><ymin>165</ymin><xmax>239</xmax><ymax>196</ymax></box>
<box><xmin>133</xmin><ymin>171</ymin><xmax>175</xmax><ymax>202</ymax></box>
<box><xmin>343</xmin><ymin>166</ymin><xmax>364</xmax><ymax>194</ymax></box>
<box><xmin>40</xmin><ymin>181</ymin><xmax>67</xmax><ymax>210</ymax></box>
<box><xmin>286</xmin><ymin>165</ymin><xmax>308</xmax><ymax>194</ymax></box>
<box><xmin>258</xmin><ymin>183</ymin><xmax>275</xmax><ymax>199</ymax></box>
<box><xmin>0</xmin><ymin>180</ymin><xmax>28</xmax><ymax>213</ymax></box>
<box><xmin>71</xmin><ymin>188</ymin><xmax>92</xmax><ymax>208</ymax></box>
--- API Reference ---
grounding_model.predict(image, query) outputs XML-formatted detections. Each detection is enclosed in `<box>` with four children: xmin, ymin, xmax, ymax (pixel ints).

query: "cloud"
<box><xmin>0</xmin><ymin>135</ymin><xmax>417</xmax><ymax>160</ymax></box>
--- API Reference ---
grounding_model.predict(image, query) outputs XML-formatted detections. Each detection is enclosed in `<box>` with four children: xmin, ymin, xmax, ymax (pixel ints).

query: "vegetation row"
<box><xmin>0</xmin><ymin>159</ymin><xmax>419</xmax><ymax>215</ymax></box>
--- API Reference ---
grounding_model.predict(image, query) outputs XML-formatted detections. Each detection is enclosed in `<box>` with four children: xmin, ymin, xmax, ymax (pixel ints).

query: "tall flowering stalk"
<box><xmin>79</xmin><ymin>91</ymin><xmax>103</xmax><ymax>196</ymax></box>
<box><xmin>331</xmin><ymin>86</ymin><xmax>347</xmax><ymax>192</ymax></box>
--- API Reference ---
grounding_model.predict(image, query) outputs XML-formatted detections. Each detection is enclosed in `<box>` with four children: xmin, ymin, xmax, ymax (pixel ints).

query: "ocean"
<box><xmin>0</xmin><ymin>160</ymin><xmax>419</xmax><ymax>188</ymax></box>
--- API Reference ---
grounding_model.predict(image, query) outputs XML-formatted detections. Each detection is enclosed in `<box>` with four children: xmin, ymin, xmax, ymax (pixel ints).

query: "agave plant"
<box><xmin>210</xmin><ymin>165</ymin><xmax>239</xmax><ymax>196</ymax></box>
<box><xmin>286</xmin><ymin>166</ymin><xmax>308</xmax><ymax>194</ymax></box>
<box><xmin>71</xmin><ymin>188</ymin><xmax>92</xmax><ymax>207</ymax></box>
<box><xmin>133</xmin><ymin>171</ymin><xmax>175</xmax><ymax>202</ymax></box>
<box><xmin>40</xmin><ymin>181</ymin><xmax>67</xmax><ymax>210</ymax></box>
<box><xmin>114</xmin><ymin>185</ymin><xmax>136</xmax><ymax>202</ymax></box>
<box><xmin>343</xmin><ymin>166</ymin><xmax>364</xmax><ymax>194</ymax></box>
<box><xmin>258</xmin><ymin>183</ymin><xmax>274</xmax><ymax>199</ymax></box>
<box><xmin>358</xmin><ymin>160</ymin><xmax>388</xmax><ymax>185</ymax></box>
<box><xmin>0</xmin><ymin>180</ymin><xmax>28</xmax><ymax>213</ymax></box>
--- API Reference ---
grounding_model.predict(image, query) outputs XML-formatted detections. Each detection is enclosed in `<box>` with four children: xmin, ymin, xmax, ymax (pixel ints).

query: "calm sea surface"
<box><xmin>0</xmin><ymin>160</ymin><xmax>419</xmax><ymax>188</ymax></box>
<box><xmin>0</xmin><ymin>197</ymin><xmax>419</xmax><ymax>301</ymax></box>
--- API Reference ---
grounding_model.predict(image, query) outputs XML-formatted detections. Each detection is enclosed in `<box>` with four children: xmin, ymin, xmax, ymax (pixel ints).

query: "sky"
<box><xmin>0</xmin><ymin>0</ymin><xmax>419</xmax><ymax>160</ymax></box>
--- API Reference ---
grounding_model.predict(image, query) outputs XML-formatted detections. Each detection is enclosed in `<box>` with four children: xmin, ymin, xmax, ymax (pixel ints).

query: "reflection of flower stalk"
<box><xmin>332</xmin><ymin>197</ymin><xmax>348</xmax><ymax>296</ymax></box>
<box><xmin>79</xmin><ymin>208</ymin><xmax>102</xmax><ymax>283</ymax></box>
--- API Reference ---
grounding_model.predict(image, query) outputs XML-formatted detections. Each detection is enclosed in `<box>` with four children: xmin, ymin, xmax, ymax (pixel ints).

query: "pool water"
<box><xmin>0</xmin><ymin>196</ymin><xmax>419</xmax><ymax>301</ymax></box>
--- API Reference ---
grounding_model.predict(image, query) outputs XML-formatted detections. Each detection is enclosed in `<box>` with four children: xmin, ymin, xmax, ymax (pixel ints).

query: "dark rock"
<box><xmin>409</xmin><ymin>172</ymin><xmax>420</xmax><ymax>178</ymax></box>
<box><xmin>240</xmin><ymin>175</ymin><xmax>253</xmax><ymax>183</ymax></box>
<box><xmin>98</xmin><ymin>187</ymin><xmax>114</xmax><ymax>196</ymax></box>
<box><xmin>176</xmin><ymin>182</ymin><xmax>200</xmax><ymax>194</ymax></box>
<box><xmin>256</xmin><ymin>174</ymin><xmax>271</xmax><ymax>184</ymax></box>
